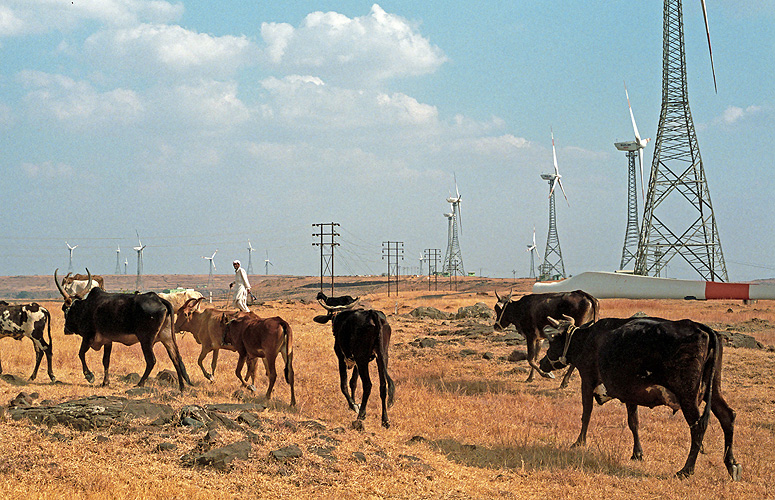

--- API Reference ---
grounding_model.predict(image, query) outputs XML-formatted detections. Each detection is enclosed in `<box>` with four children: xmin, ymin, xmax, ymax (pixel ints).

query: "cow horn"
<box><xmin>54</xmin><ymin>268</ymin><xmax>71</xmax><ymax>301</ymax></box>
<box><xmin>76</xmin><ymin>268</ymin><xmax>93</xmax><ymax>299</ymax></box>
<box><xmin>562</xmin><ymin>314</ymin><xmax>575</xmax><ymax>325</ymax></box>
<box><xmin>547</xmin><ymin>316</ymin><xmax>560</xmax><ymax>327</ymax></box>
<box><xmin>495</xmin><ymin>290</ymin><xmax>502</xmax><ymax>302</ymax></box>
<box><xmin>317</xmin><ymin>297</ymin><xmax>359</xmax><ymax>312</ymax></box>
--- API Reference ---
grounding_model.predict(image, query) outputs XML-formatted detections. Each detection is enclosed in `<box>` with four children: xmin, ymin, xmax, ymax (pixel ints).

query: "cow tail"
<box><xmin>44</xmin><ymin>307</ymin><xmax>52</xmax><ymax>350</ymax></box>
<box><xmin>282</xmin><ymin>320</ymin><xmax>293</xmax><ymax>384</ymax></box>
<box><xmin>698</xmin><ymin>324</ymin><xmax>720</xmax><ymax>430</ymax></box>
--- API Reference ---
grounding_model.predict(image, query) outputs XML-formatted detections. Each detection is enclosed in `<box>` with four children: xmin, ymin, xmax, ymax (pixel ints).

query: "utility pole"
<box><xmin>312</xmin><ymin>222</ymin><xmax>340</xmax><ymax>295</ymax></box>
<box><xmin>424</xmin><ymin>248</ymin><xmax>441</xmax><ymax>291</ymax></box>
<box><xmin>382</xmin><ymin>241</ymin><xmax>404</xmax><ymax>297</ymax></box>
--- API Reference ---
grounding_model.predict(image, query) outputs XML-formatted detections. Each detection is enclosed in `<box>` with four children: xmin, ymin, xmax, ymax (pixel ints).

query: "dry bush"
<box><xmin>0</xmin><ymin>290</ymin><xmax>772</xmax><ymax>499</ymax></box>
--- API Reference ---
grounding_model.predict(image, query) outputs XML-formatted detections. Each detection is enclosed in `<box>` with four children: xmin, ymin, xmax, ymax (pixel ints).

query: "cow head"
<box><xmin>539</xmin><ymin>315</ymin><xmax>577</xmax><ymax>372</ymax></box>
<box><xmin>54</xmin><ymin>268</ymin><xmax>93</xmax><ymax>335</ymax></box>
<box><xmin>492</xmin><ymin>289</ymin><xmax>513</xmax><ymax>331</ymax></box>
<box><xmin>174</xmin><ymin>297</ymin><xmax>206</xmax><ymax>331</ymax></box>
<box><xmin>315</xmin><ymin>294</ymin><xmax>360</xmax><ymax>324</ymax></box>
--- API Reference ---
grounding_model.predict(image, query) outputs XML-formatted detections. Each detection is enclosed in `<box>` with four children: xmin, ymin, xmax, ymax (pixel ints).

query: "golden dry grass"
<box><xmin>0</xmin><ymin>289</ymin><xmax>773</xmax><ymax>499</ymax></box>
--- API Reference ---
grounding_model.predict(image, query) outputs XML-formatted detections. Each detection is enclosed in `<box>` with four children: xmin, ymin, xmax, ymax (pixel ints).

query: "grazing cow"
<box><xmin>315</xmin><ymin>298</ymin><xmax>395</xmax><ymax>428</ymax></box>
<box><xmin>61</xmin><ymin>272</ymin><xmax>104</xmax><ymax>296</ymax></box>
<box><xmin>158</xmin><ymin>288</ymin><xmax>204</xmax><ymax>333</ymax></box>
<box><xmin>225</xmin><ymin>310</ymin><xmax>296</xmax><ymax>406</ymax></box>
<box><xmin>0</xmin><ymin>301</ymin><xmax>55</xmax><ymax>382</ymax></box>
<box><xmin>174</xmin><ymin>298</ymin><xmax>261</xmax><ymax>385</ymax></box>
<box><xmin>493</xmin><ymin>290</ymin><xmax>598</xmax><ymax>387</ymax></box>
<box><xmin>55</xmin><ymin>269</ymin><xmax>191</xmax><ymax>392</ymax></box>
<box><xmin>539</xmin><ymin>315</ymin><xmax>742</xmax><ymax>480</ymax></box>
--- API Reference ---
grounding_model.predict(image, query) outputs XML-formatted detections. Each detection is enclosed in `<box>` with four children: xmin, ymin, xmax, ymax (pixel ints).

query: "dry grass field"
<box><xmin>0</xmin><ymin>275</ymin><xmax>773</xmax><ymax>499</ymax></box>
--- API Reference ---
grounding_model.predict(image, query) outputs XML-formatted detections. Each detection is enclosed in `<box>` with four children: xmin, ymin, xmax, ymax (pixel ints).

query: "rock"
<box><xmin>125</xmin><ymin>387</ymin><xmax>158</xmax><ymax>397</ymax></box>
<box><xmin>455</xmin><ymin>303</ymin><xmax>494</xmax><ymax>320</ymax></box>
<box><xmin>308</xmin><ymin>445</ymin><xmax>336</xmax><ymax>461</ymax></box>
<box><xmin>351</xmin><ymin>420</ymin><xmax>364</xmax><ymax>432</ymax></box>
<box><xmin>186</xmin><ymin>441</ymin><xmax>251</xmax><ymax>470</ymax></box>
<box><xmin>122</xmin><ymin>373</ymin><xmax>141</xmax><ymax>384</ymax></box>
<box><xmin>720</xmin><ymin>330</ymin><xmax>765</xmax><ymax>350</ymax></box>
<box><xmin>156</xmin><ymin>370</ymin><xmax>178</xmax><ymax>387</ymax></box>
<box><xmin>237</xmin><ymin>412</ymin><xmax>263</xmax><ymax>428</ymax></box>
<box><xmin>1</xmin><ymin>374</ymin><xmax>26</xmax><ymax>386</ymax></box>
<box><xmin>409</xmin><ymin>307</ymin><xmax>452</xmax><ymax>320</ymax></box>
<box><xmin>9</xmin><ymin>392</ymin><xmax>33</xmax><ymax>408</ymax></box>
<box><xmin>507</xmin><ymin>350</ymin><xmax>528</xmax><ymax>362</ymax></box>
<box><xmin>459</xmin><ymin>349</ymin><xmax>477</xmax><ymax>357</ymax></box>
<box><xmin>352</xmin><ymin>451</ymin><xmax>367</xmax><ymax>463</ymax></box>
<box><xmin>156</xmin><ymin>442</ymin><xmax>177</xmax><ymax>452</ymax></box>
<box><xmin>180</xmin><ymin>416</ymin><xmax>204</xmax><ymax>429</ymax></box>
<box><xmin>412</xmin><ymin>337</ymin><xmax>438</xmax><ymax>348</ymax></box>
<box><xmin>270</xmin><ymin>445</ymin><xmax>303</xmax><ymax>461</ymax></box>
<box><xmin>482</xmin><ymin>352</ymin><xmax>494</xmax><ymax>360</ymax></box>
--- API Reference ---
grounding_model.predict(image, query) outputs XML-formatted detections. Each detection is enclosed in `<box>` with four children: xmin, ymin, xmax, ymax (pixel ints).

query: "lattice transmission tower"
<box><xmin>619</xmin><ymin>150</ymin><xmax>640</xmax><ymax>270</ymax></box>
<box><xmin>442</xmin><ymin>181</ymin><xmax>464</xmax><ymax>277</ymax></box>
<box><xmin>634</xmin><ymin>0</ymin><xmax>727</xmax><ymax>281</ymax></box>
<box><xmin>539</xmin><ymin>130</ymin><xmax>567</xmax><ymax>281</ymax></box>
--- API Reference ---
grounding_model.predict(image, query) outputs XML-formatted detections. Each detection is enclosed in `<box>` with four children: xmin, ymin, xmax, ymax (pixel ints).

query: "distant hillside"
<box><xmin>0</xmin><ymin>274</ymin><xmax>531</xmax><ymax>302</ymax></box>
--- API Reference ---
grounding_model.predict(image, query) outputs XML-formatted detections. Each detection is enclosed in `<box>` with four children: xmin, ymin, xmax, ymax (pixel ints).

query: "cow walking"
<box><xmin>493</xmin><ymin>290</ymin><xmax>598</xmax><ymax>387</ymax></box>
<box><xmin>55</xmin><ymin>269</ymin><xmax>191</xmax><ymax>392</ymax></box>
<box><xmin>539</xmin><ymin>315</ymin><xmax>742</xmax><ymax>480</ymax></box>
<box><xmin>315</xmin><ymin>297</ymin><xmax>395</xmax><ymax>428</ymax></box>
<box><xmin>0</xmin><ymin>301</ymin><xmax>55</xmax><ymax>382</ymax></box>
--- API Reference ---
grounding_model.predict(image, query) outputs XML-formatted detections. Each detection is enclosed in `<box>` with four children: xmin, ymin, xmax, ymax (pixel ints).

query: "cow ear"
<box><xmin>313</xmin><ymin>314</ymin><xmax>331</xmax><ymax>324</ymax></box>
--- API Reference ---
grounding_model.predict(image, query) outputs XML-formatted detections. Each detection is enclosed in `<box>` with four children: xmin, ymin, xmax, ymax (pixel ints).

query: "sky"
<box><xmin>1</xmin><ymin>0</ymin><xmax>774</xmax><ymax>283</ymax></box>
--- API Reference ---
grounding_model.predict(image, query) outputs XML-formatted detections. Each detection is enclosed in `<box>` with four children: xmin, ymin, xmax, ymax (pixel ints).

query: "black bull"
<box><xmin>493</xmin><ymin>290</ymin><xmax>598</xmax><ymax>387</ymax></box>
<box><xmin>55</xmin><ymin>269</ymin><xmax>191</xmax><ymax>392</ymax></box>
<box><xmin>539</xmin><ymin>315</ymin><xmax>742</xmax><ymax>481</ymax></box>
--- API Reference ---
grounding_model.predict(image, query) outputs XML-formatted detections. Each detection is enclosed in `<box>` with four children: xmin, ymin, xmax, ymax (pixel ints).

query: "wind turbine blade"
<box><xmin>551</xmin><ymin>128</ymin><xmax>559</xmax><ymax>175</ymax></box>
<box><xmin>700</xmin><ymin>0</ymin><xmax>718</xmax><ymax>93</ymax></box>
<box><xmin>549</xmin><ymin>178</ymin><xmax>557</xmax><ymax>198</ymax></box>
<box><xmin>454</xmin><ymin>172</ymin><xmax>460</xmax><ymax>198</ymax></box>
<box><xmin>625</xmin><ymin>82</ymin><xmax>643</xmax><ymax>143</ymax></box>
<box><xmin>558</xmin><ymin>178</ymin><xmax>569</xmax><ymax>205</ymax></box>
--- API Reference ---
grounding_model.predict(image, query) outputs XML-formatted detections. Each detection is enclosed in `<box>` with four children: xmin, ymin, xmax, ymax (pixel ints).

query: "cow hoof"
<box><xmin>729</xmin><ymin>463</ymin><xmax>742</xmax><ymax>482</ymax></box>
<box><xmin>675</xmin><ymin>468</ymin><xmax>693</xmax><ymax>479</ymax></box>
<box><xmin>247</xmin><ymin>384</ymin><xmax>256</xmax><ymax>393</ymax></box>
<box><xmin>540</xmin><ymin>371</ymin><xmax>555</xmax><ymax>379</ymax></box>
<box><xmin>85</xmin><ymin>373</ymin><xmax>95</xmax><ymax>384</ymax></box>
<box><xmin>351</xmin><ymin>420</ymin><xmax>364</xmax><ymax>431</ymax></box>
<box><xmin>382</xmin><ymin>420</ymin><xmax>390</xmax><ymax>429</ymax></box>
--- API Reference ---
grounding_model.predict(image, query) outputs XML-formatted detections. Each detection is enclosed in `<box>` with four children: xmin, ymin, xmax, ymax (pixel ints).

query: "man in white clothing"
<box><xmin>230</xmin><ymin>260</ymin><xmax>251</xmax><ymax>312</ymax></box>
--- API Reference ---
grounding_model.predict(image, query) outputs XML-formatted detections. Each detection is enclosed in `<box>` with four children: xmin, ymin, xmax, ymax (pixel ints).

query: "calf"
<box><xmin>493</xmin><ymin>289</ymin><xmax>598</xmax><ymax>387</ymax></box>
<box><xmin>0</xmin><ymin>301</ymin><xmax>55</xmax><ymax>382</ymax></box>
<box><xmin>315</xmin><ymin>300</ymin><xmax>395</xmax><ymax>428</ymax></box>
<box><xmin>539</xmin><ymin>315</ymin><xmax>741</xmax><ymax>480</ymax></box>
<box><xmin>225</xmin><ymin>311</ymin><xmax>296</xmax><ymax>406</ymax></box>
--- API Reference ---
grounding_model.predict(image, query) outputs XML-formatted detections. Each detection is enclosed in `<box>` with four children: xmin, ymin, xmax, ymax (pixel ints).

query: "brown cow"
<box><xmin>226</xmin><ymin>311</ymin><xmax>296</xmax><ymax>406</ymax></box>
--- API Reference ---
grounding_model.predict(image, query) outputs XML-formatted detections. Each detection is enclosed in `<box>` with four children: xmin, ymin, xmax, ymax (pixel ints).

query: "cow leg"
<box><xmin>559</xmin><ymin>365</ymin><xmax>575</xmax><ymax>389</ymax></box>
<box><xmin>100</xmin><ymin>343</ymin><xmax>113</xmax><ymax>387</ymax></box>
<box><xmin>338</xmin><ymin>357</ymin><xmax>358</xmax><ymax>412</ymax></box>
<box><xmin>30</xmin><ymin>344</ymin><xmax>44</xmax><ymax>381</ymax></box>
<box><xmin>235</xmin><ymin>352</ymin><xmax>249</xmax><ymax>388</ymax></box>
<box><xmin>355</xmin><ymin>359</ymin><xmax>372</xmax><ymax>421</ymax></box>
<box><xmin>526</xmin><ymin>337</ymin><xmax>554</xmax><ymax>381</ymax></box>
<box><xmin>349</xmin><ymin>365</ymin><xmax>359</xmax><ymax>402</ymax></box>
<box><xmin>262</xmin><ymin>356</ymin><xmax>277</xmax><ymax>402</ymax></box>
<box><xmin>376</xmin><ymin>354</ymin><xmax>390</xmax><ymax>428</ymax></box>
<box><xmin>210</xmin><ymin>349</ymin><xmax>220</xmax><ymax>380</ymax></box>
<box><xmin>711</xmin><ymin>391</ymin><xmax>742</xmax><ymax>481</ymax></box>
<box><xmin>284</xmin><ymin>351</ymin><xmax>296</xmax><ymax>407</ymax></box>
<box><xmin>626</xmin><ymin>403</ymin><xmax>644</xmax><ymax>460</ymax></box>
<box><xmin>573</xmin><ymin>381</ymin><xmax>595</xmax><ymax>448</ymax></box>
<box><xmin>160</xmin><ymin>338</ymin><xmax>191</xmax><ymax>391</ymax></box>
<box><xmin>198</xmin><ymin>347</ymin><xmax>214</xmax><ymax>381</ymax></box>
<box><xmin>78</xmin><ymin>338</ymin><xmax>95</xmax><ymax>384</ymax></box>
<box><xmin>676</xmin><ymin>402</ymin><xmax>706</xmax><ymax>479</ymax></box>
<box><xmin>136</xmin><ymin>342</ymin><xmax>156</xmax><ymax>387</ymax></box>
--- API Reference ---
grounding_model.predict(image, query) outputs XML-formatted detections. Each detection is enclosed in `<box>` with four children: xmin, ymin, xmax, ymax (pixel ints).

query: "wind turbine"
<box><xmin>539</xmin><ymin>128</ymin><xmax>567</xmax><ymax>280</ymax></box>
<box><xmin>66</xmin><ymin>242</ymin><xmax>77</xmax><ymax>272</ymax></box>
<box><xmin>246</xmin><ymin>240</ymin><xmax>255</xmax><ymax>275</ymax></box>
<box><xmin>114</xmin><ymin>245</ymin><xmax>121</xmax><ymax>274</ymax></box>
<box><xmin>133</xmin><ymin>232</ymin><xmax>146</xmax><ymax>290</ymax></box>
<box><xmin>264</xmin><ymin>250</ymin><xmax>273</xmax><ymax>276</ymax></box>
<box><xmin>203</xmin><ymin>249</ymin><xmax>217</xmax><ymax>286</ymax></box>
<box><xmin>526</xmin><ymin>226</ymin><xmax>541</xmax><ymax>280</ymax></box>
<box><xmin>615</xmin><ymin>83</ymin><xmax>650</xmax><ymax>270</ymax></box>
<box><xmin>442</xmin><ymin>174</ymin><xmax>465</xmax><ymax>276</ymax></box>
<box><xmin>123</xmin><ymin>258</ymin><xmax>128</xmax><ymax>275</ymax></box>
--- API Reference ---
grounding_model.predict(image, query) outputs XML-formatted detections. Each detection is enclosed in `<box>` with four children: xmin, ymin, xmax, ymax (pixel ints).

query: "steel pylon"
<box><xmin>442</xmin><ymin>201</ymin><xmax>464</xmax><ymax>276</ymax></box>
<box><xmin>634</xmin><ymin>0</ymin><xmax>727</xmax><ymax>281</ymax></box>
<box><xmin>539</xmin><ymin>178</ymin><xmax>566</xmax><ymax>281</ymax></box>
<box><xmin>620</xmin><ymin>151</ymin><xmax>640</xmax><ymax>270</ymax></box>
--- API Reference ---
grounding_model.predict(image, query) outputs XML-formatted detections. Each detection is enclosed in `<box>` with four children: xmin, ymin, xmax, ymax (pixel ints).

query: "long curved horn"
<box><xmin>75</xmin><ymin>268</ymin><xmax>93</xmax><ymax>299</ymax></box>
<box><xmin>318</xmin><ymin>297</ymin><xmax>359</xmax><ymax>312</ymax></box>
<box><xmin>495</xmin><ymin>290</ymin><xmax>502</xmax><ymax>302</ymax></box>
<box><xmin>547</xmin><ymin>316</ymin><xmax>560</xmax><ymax>327</ymax></box>
<box><xmin>54</xmin><ymin>268</ymin><xmax>70</xmax><ymax>301</ymax></box>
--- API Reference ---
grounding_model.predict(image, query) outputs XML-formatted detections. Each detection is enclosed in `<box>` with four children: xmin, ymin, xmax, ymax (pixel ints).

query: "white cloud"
<box><xmin>19</xmin><ymin>70</ymin><xmax>143</xmax><ymax>126</ymax></box>
<box><xmin>0</xmin><ymin>0</ymin><xmax>183</xmax><ymax>36</ymax></box>
<box><xmin>717</xmin><ymin>105</ymin><xmax>762</xmax><ymax>125</ymax></box>
<box><xmin>85</xmin><ymin>23</ymin><xmax>252</xmax><ymax>78</ymax></box>
<box><xmin>260</xmin><ymin>4</ymin><xmax>447</xmax><ymax>85</ymax></box>
<box><xmin>20</xmin><ymin>161</ymin><xmax>74</xmax><ymax>179</ymax></box>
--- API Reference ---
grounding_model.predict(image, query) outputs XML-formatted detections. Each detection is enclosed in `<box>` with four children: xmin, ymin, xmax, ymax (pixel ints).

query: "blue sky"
<box><xmin>1</xmin><ymin>1</ymin><xmax>773</xmax><ymax>282</ymax></box>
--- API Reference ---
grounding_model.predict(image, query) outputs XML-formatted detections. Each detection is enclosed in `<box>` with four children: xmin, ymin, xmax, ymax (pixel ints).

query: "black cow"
<box><xmin>55</xmin><ymin>269</ymin><xmax>191</xmax><ymax>392</ymax></box>
<box><xmin>539</xmin><ymin>315</ymin><xmax>742</xmax><ymax>480</ymax></box>
<box><xmin>0</xmin><ymin>301</ymin><xmax>55</xmax><ymax>382</ymax></box>
<box><xmin>315</xmin><ymin>299</ymin><xmax>395</xmax><ymax>428</ymax></box>
<box><xmin>493</xmin><ymin>290</ymin><xmax>598</xmax><ymax>387</ymax></box>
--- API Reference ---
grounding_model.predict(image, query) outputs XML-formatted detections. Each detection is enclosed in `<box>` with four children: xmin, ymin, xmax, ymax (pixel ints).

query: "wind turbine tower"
<box><xmin>264</xmin><ymin>250</ymin><xmax>273</xmax><ymax>276</ymax></box>
<box><xmin>66</xmin><ymin>242</ymin><xmax>77</xmax><ymax>273</ymax></box>
<box><xmin>442</xmin><ymin>177</ymin><xmax>465</xmax><ymax>276</ymax></box>
<box><xmin>246</xmin><ymin>241</ymin><xmax>255</xmax><ymax>275</ymax></box>
<box><xmin>114</xmin><ymin>245</ymin><xmax>121</xmax><ymax>274</ymax></box>
<box><xmin>123</xmin><ymin>258</ymin><xmax>128</xmax><ymax>275</ymax></box>
<box><xmin>526</xmin><ymin>227</ymin><xmax>541</xmax><ymax>280</ymax></box>
<box><xmin>614</xmin><ymin>83</ymin><xmax>650</xmax><ymax>270</ymax></box>
<box><xmin>539</xmin><ymin>129</ymin><xmax>568</xmax><ymax>281</ymax></box>
<box><xmin>634</xmin><ymin>0</ymin><xmax>727</xmax><ymax>281</ymax></box>
<box><xmin>133</xmin><ymin>233</ymin><xmax>146</xmax><ymax>291</ymax></box>
<box><xmin>203</xmin><ymin>249</ymin><xmax>217</xmax><ymax>286</ymax></box>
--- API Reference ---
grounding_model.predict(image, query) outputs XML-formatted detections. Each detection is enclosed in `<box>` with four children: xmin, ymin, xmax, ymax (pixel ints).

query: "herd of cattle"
<box><xmin>0</xmin><ymin>269</ymin><xmax>741</xmax><ymax>481</ymax></box>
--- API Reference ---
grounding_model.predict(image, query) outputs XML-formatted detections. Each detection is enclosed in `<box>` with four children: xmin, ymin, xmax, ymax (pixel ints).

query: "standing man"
<box><xmin>230</xmin><ymin>260</ymin><xmax>251</xmax><ymax>312</ymax></box>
